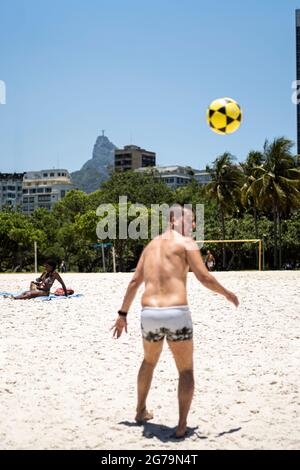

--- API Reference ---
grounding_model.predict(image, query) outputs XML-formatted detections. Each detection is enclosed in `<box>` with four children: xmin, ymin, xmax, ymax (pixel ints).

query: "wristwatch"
<box><xmin>118</xmin><ymin>310</ymin><xmax>127</xmax><ymax>317</ymax></box>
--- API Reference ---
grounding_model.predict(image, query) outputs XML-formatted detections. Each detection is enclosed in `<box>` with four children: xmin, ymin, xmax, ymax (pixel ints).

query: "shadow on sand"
<box><xmin>118</xmin><ymin>420</ymin><xmax>203</xmax><ymax>442</ymax></box>
<box><xmin>119</xmin><ymin>421</ymin><xmax>242</xmax><ymax>443</ymax></box>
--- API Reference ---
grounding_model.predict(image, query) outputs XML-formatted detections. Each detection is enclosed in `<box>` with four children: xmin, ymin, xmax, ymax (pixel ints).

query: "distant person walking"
<box><xmin>205</xmin><ymin>250</ymin><xmax>215</xmax><ymax>271</ymax></box>
<box><xmin>60</xmin><ymin>260</ymin><xmax>67</xmax><ymax>273</ymax></box>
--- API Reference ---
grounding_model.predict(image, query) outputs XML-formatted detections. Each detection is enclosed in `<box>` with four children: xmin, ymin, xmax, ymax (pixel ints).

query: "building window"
<box><xmin>23</xmin><ymin>189</ymin><xmax>28</xmax><ymax>194</ymax></box>
<box><xmin>43</xmin><ymin>173</ymin><xmax>48</xmax><ymax>177</ymax></box>
<box><xmin>38</xmin><ymin>195</ymin><xmax>51</xmax><ymax>202</ymax></box>
<box><xmin>58</xmin><ymin>173</ymin><xmax>61</xmax><ymax>176</ymax></box>
<box><xmin>142</xmin><ymin>155</ymin><xmax>155</xmax><ymax>167</ymax></box>
<box><xmin>45</xmin><ymin>188</ymin><xmax>52</xmax><ymax>193</ymax></box>
<box><xmin>29</xmin><ymin>188</ymin><xmax>36</xmax><ymax>194</ymax></box>
<box><xmin>50</xmin><ymin>173</ymin><xmax>55</xmax><ymax>177</ymax></box>
<box><xmin>37</xmin><ymin>188</ymin><xmax>44</xmax><ymax>193</ymax></box>
<box><xmin>61</xmin><ymin>190</ymin><xmax>66</xmax><ymax>198</ymax></box>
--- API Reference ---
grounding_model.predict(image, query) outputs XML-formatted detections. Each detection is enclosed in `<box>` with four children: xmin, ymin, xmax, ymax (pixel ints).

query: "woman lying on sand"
<box><xmin>12</xmin><ymin>260</ymin><xmax>68</xmax><ymax>300</ymax></box>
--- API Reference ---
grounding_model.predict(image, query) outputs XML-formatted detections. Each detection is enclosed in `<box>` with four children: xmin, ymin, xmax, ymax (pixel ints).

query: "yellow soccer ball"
<box><xmin>207</xmin><ymin>97</ymin><xmax>242</xmax><ymax>135</ymax></box>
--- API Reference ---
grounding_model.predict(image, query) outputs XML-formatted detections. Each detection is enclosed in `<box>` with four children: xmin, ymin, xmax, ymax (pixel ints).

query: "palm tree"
<box><xmin>247</xmin><ymin>138</ymin><xmax>300</xmax><ymax>268</ymax></box>
<box><xmin>241</xmin><ymin>151</ymin><xmax>265</xmax><ymax>268</ymax></box>
<box><xmin>206</xmin><ymin>153</ymin><xmax>244</xmax><ymax>269</ymax></box>
<box><xmin>241</xmin><ymin>151</ymin><xmax>264</xmax><ymax>239</ymax></box>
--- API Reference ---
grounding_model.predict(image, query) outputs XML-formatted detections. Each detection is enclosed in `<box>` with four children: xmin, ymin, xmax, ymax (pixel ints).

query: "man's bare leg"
<box><xmin>135</xmin><ymin>338</ymin><xmax>164</xmax><ymax>423</ymax></box>
<box><xmin>167</xmin><ymin>339</ymin><xmax>194</xmax><ymax>437</ymax></box>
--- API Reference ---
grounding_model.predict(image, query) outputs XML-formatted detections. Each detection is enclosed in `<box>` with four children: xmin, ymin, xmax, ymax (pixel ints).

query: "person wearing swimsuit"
<box><xmin>205</xmin><ymin>250</ymin><xmax>216</xmax><ymax>271</ymax></box>
<box><xmin>13</xmin><ymin>260</ymin><xmax>68</xmax><ymax>300</ymax></box>
<box><xmin>111</xmin><ymin>205</ymin><xmax>239</xmax><ymax>438</ymax></box>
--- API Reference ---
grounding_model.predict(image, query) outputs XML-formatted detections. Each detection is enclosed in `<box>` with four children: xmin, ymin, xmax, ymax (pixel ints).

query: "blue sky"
<box><xmin>0</xmin><ymin>0</ymin><xmax>299</xmax><ymax>173</ymax></box>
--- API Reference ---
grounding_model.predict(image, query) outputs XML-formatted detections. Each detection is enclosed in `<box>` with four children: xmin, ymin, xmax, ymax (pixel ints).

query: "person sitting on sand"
<box><xmin>12</xmin><ymin>260</ymin><xmax>68</xmax><ymax>300</ymax></box>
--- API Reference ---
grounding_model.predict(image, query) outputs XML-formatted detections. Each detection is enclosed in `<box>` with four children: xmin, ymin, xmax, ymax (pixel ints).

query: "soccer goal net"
<box><xmin>196</xmin><ymin>239</ymin><xmax>262</xmax><ymax>271</ymax></box>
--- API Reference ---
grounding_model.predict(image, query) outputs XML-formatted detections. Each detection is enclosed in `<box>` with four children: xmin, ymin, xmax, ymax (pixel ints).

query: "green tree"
<box><xmin>0</xmin><ymin>211</ymin><xmax>45</xmax><ymax>271</ymax></box>
<box><xmin>206</xmin><ymin>153</ymin><xmax>244</xmax><ymax>268</ymax></box>
<box><xmin>240</xmin><ymin>151</ymin><xmax>264</xmax><ymax>238</ymax></box>
<box><xmin>100</xmin><ymin>170</ymin><xmax>175</xmax><ymax>206</ymax></box>
<box><xmin>52</xmin><ymin>189</ymin><xmax>89</xmax><ymax>224</ymax></box>
<box><xmin>247</xmin><ymin>138</ymin><xmax>300</xmax><ymax>268</ymax></box>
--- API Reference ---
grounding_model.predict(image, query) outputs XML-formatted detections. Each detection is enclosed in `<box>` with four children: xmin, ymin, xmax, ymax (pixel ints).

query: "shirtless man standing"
<box><xmin>111</xmin><ymin>205</ymin><xmax>239</xmax><ymax>438</ymax></box>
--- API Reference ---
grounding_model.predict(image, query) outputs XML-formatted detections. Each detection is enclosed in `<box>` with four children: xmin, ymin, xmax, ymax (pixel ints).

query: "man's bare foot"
<box><xmin>175</xmin><ymin>421</ymin><xmax>187</xmax><ymax>438</ymax></box>
<box><xmin>135</xmin><ymin>407</ymin><xmax>154</xmax><ymax>424</ymax></box>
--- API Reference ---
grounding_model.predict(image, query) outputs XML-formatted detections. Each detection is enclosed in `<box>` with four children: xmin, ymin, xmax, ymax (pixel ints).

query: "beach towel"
<box><xmin>0</xmin><ymin>291</ymin><xmax>83</xmax><ymax>301</ymax></box>
<box><xmin>54</xmin><ymin>287</ymin><xmax>75</xmax><ymax>296</ymax></box>
<box><xmin>0</xmin><ymin>291</ymin><xmax>22</xmax><ymax>297</ymax></box>
<box><xmin>34</xmin><ymin>293</ymin><xmax>83</xmax><ymax>301</ymax></box>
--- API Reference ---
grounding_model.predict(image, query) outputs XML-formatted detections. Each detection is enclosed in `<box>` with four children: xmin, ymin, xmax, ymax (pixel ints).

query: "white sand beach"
<box><xmin>0</xmin><ymin>271</ymin><xmax>299</xmax><ymax>450</ymax></box>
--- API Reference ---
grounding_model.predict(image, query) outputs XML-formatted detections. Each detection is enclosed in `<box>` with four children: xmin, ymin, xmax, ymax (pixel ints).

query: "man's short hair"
<box><xmin>169</xmin><ymin>203</ymin><xmax>194</xmax><ymax>222</ymax></box>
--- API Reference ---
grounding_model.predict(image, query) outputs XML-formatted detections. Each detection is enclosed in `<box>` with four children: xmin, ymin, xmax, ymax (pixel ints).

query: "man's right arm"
<box><xmin>186</xmin><ymin>240</ymin><xmax>239</xmax><ymax>307</ymax></box>
<box><xmin>111</xmin><ymin>250</ymin><xmax>145</xmax><ymax>339</ymax></box>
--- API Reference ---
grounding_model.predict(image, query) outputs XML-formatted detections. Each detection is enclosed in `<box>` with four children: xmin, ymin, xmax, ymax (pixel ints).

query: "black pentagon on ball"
<box><xmin>218</xmin><ymin>106</ymin><xmax>227</xmax><ymax>115</ymax></box>
<box><xmin>226</xmin><ymin>116</ymin><xmax>235</xmax><ymax>125</ymax></box>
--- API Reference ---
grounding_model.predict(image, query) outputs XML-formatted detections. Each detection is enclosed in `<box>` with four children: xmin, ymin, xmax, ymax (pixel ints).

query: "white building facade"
<box><xmin>22</xmin><ymin>169</ymin><xmax>74</xmax><ymax>213</ymax></box>
<box><xmin>136</xmin><ymin>166</ymin><xmax>211</xmax><ymax>189</ymax></box>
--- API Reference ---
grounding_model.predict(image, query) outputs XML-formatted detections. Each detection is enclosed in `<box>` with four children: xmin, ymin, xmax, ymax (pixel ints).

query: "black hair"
<box><xmin>44</xmin><ymin>260</ymin><xmax>57</xmax><ymax>271</ymax></box>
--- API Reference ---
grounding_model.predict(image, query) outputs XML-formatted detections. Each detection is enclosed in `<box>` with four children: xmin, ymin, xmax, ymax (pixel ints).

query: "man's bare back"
<box><xmin>141</xmin><ymin>231</ymin><xmax>190</xmax><ymax>307</ymax></box>
<box><xmin>124</xmin><ymin>228</ymin><xmax>238</xmax><ymax>311</ymax></box>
